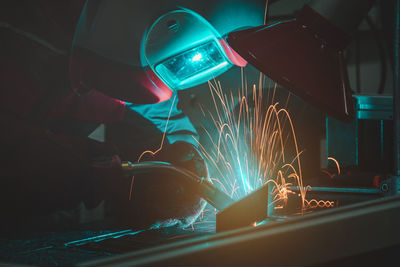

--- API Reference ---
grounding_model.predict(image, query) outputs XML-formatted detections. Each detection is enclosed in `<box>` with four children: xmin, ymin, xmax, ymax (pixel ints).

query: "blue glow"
<box><xmin>155</xmin><ymin>40</ymin><xmax>231</xmax><ymax>90</ymax></box>
<box><xmin>191</xmin><ymin>53</ymin><xmax>203</xmax><ymax>62</ymax></box>
<box><xmin>237</xmin><ymin>166</ymin><xmax>253</xmax><ymax>196</ymax></box>
<box><xmin>63</xmin><ymin>230</ymin><xmax>143</xmax><ymax>247</ymax></box>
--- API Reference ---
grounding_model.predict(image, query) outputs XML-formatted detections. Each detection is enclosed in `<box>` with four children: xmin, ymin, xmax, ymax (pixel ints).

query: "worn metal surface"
<box><xmin>0</xmin><ymin>228</ymin><xmax>209</xmax><ymax>266</ymax></box>
<box><xmin>79</xmin><ymin>196</ymin><xmax>400</xmax><ymax>267</ymax></box>
<box><xmin>216</xmin><ymin>184</ymin><xmax>269</xmax><ymax>232</ymax></box>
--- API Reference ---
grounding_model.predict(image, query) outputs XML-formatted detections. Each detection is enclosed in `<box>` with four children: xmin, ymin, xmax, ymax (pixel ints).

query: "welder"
<box><xmin>0</xmin><ymin>0</ymin><xmax>210</xmax><ymax>234</ymax></box>
<box><xmin>0</xmin><ymin>0</ymin><xmax>276</xmax><ymax>236</ymax></box>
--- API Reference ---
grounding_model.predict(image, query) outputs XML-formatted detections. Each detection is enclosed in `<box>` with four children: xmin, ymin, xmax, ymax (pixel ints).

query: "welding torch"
<box><xmin>121</xmin><ymin>161</ymin><xmax>235</xmax><ymax>211</ymax></box>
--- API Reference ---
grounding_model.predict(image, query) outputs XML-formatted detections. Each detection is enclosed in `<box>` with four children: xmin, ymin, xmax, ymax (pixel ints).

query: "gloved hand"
<box><xmin>111</xmin><ymin>141</ymin><xmax>208</xmax><ymax>229</ymax></box>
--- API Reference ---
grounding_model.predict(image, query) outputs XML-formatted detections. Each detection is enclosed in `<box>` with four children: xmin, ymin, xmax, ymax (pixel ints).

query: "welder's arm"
<box><xmin>107</xmin><ymin>96</ymin><xmax>200</xmax><ymax>163</ymax></box>
<box><xmin>111</xmin><ymin>141</ymin><xmax>208</xmax><ymax>229</ymax></box>
<box><xmin>0</xmin><ymin>112</ymin><xmax>207</xmax><ymax>230</ymax></box>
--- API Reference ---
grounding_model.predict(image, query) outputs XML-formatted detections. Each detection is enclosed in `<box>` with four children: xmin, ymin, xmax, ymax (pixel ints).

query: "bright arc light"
<box><xmin>192</xmin><ymin>53</ymin><xmax>203</xmax><ymax>61</ymax></box>
<box><xmin>155</xmin><ymin>40</ymin><xmax>231</xmax><ymax>90</ymax></box>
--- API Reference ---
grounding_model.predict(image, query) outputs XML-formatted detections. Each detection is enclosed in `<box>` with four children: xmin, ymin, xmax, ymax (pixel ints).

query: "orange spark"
<box><xmin>327</xmin><ymin>157</ymin><xmax>341</xmax><ymax>175</ymax></box>
<box><xmin>128</xmin><ymin>95</ymin><xmax>177</xmax><ymax>201</ymax></box>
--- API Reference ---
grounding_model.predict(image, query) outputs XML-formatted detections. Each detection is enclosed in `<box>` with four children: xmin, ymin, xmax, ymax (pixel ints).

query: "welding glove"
<box><xmin>111</xmin><ymin>141</ymin><xmax>208</xmax><ymax>229</ymax></box>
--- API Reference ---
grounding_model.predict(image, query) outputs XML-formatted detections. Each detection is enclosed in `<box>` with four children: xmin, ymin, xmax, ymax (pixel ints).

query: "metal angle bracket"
<box><xmin>216</xmin><ymin>184</ymin><xmax>269</xmax><ymax>232</ymax></box>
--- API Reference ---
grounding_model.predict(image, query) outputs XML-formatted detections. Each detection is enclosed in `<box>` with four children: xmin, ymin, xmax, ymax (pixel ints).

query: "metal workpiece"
<box><xmin>122</xmin><ymin>161</ymin><xmax>234</xmax><ymax>211</ymax></box>
<box><xmin>216</xmin><ymin>184</ymin><xmax>269</xmax><ymax>232</ymax></box>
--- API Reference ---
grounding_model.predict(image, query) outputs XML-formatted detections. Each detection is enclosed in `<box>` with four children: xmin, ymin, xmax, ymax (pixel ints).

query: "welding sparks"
<box><xmin>321</xmin><ymin>157</ymin><xmax>341</xmax><ymax>179</ymax></box>
<box><xmin>202</xmin><ymin>74</ymin><xmax>306</xmax><ymax>203</ymax></box>
<box><xmin>328</xmin><ymin>157</ymin><xmax>341</xmax><ymax>175</ymax></box>
<box><xmin>183</xmin><ymin>69</ymin><xmax>313</xmax><ymax>232</ymax></box>
<box><xmin>183</xmin><ymin>70</ymin><xmax>339</xmax><ymax>232</ymax></box>
<box><xmin>137</xmin><ymin>95</ymin><xmax>178</xmax><ymax>162</ymax></box>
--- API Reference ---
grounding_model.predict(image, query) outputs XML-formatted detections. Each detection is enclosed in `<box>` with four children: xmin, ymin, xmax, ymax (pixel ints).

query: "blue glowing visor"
<box><xmin>154</xmin><ymin>40</ymin><xmax>232</xmax><ymax>90</ymax></box>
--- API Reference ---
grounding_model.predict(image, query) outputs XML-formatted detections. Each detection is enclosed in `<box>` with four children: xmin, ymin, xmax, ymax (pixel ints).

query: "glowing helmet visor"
<box><xmin>144</xmin><ymin>9</ymin><xmax>233</xmax><ymax>90</ymax></box>
<box><xmin>155</xmin><ymin>41</ymin><xmax>229</xmax><ymax>89</ymax></box>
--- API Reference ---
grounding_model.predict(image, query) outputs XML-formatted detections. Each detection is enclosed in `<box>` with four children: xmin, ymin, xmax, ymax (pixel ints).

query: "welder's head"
<box><xmin>144</xmin><ymin>8</ymin><xmax>235</xmax><ymax>91</ymax></box>
<box><xmin>70</xmin><ymin>0</ymin><xmax>266</xmax><ymax>104</ymax></box>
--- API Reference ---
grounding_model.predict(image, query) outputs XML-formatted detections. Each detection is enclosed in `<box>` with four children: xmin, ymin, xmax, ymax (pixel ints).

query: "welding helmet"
<box><xmin>70</xmin><ymin>0</ymin><xmax>265</xmax><ymax>104</ymax></box>
<box><xmin>144</xmin><ymin>8</ymin><xmax>235</xmax><ymax>91</ymax></box>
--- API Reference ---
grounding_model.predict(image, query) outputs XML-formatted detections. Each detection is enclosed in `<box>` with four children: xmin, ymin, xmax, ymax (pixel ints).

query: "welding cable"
<box><xmin>122</xmin><ymin>161</ymin><xmax>235</xmax><ymax>211</ymax></box>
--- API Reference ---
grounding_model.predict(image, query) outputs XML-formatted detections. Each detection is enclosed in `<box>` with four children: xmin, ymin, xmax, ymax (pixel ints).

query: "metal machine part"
<box><xmin>290</xmin><ymin>186</ymin><xmax>381</xmax><ymax>195</ymax></box>
<box><xmin>380</xmin><ymin>176</ymin><xmax>400</xmax><ymax>196</ymax></box>
<box><xmin>122</xmin><ymin>161</ymin><xmax>234</xmax><ymax>211</ymax></box>
<box><xmin>354</xmin><ymin>95</ymin><xmax>393</xmax><ymax>120</ymax></box>
<box><xmin>324</xmin><ymin>0</ymin><xmax>400</xmax><ymax>188</ymax></box>
<box><xmin>326</xmin><ymin>95</ymin><xmax>394</xmax><ymax>173</ymax></box>
<box><xmin>290</xmin><ymin>186</ymin><xmax>384</xmax><ymax>208</ymax></box>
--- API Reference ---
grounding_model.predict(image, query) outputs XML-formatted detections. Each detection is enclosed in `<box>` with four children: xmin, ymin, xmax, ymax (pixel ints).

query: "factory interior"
<box><xmin>0</xmin><ymin>0</ymin><xmax>399</xmax><ymax>266</ymax></box>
